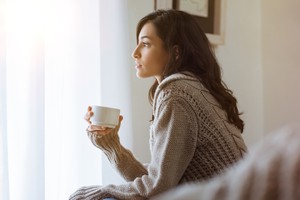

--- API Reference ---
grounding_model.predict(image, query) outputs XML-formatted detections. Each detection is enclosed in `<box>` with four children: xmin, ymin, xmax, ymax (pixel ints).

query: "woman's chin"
<box><xmin>136</xmin><ymin>71</ymin><xmax>147</xmax><ymax>79</ymax></box>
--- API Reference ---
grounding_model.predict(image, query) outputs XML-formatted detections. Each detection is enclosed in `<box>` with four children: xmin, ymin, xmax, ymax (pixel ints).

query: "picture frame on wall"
<box><xmin>154</xmin><ymin>0</ymin><xmax>226</xmax><ymax>46</ymax></box>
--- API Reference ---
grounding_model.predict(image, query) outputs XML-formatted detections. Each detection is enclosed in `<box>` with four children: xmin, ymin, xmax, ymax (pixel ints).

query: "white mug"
<box><xmin>90</xmin><ymin>105</ymin><xmax>120</xmax><ymax>128</ymax></box>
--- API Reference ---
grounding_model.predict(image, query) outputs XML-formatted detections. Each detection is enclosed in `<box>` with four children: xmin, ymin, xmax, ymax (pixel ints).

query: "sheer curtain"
<box><xmin>0</xmin><ymin>0</ymin><xmax>131</xmax><ymax>199</ymax></box>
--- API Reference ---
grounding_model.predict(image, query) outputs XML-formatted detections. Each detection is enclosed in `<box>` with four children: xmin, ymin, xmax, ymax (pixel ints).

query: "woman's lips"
<box><xmin>135</xmin><ymin>62</ymin><xmax>142</xmax><ymax>70</ymax></box>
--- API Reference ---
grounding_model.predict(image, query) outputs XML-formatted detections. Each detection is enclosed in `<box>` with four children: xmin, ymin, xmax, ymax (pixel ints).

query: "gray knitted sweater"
<box><xmin>152</xmin><ymin>123</ymin><xmax>300</xmax><ymax>200</ymax></box>
<box><xmin>69</xmin><ymin>73</ymin><xmax>247</xmax><ymax>200</ymax></box>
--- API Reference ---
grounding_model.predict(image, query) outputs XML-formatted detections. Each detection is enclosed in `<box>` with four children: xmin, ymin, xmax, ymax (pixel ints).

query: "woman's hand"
<box><xmin>84</xmin><ymin>105</ymin><xmax>123</xmax><ymax>135</ymax></box>
<box><xmin>84</xmin><ymin>106</ymin><xmax>93</xmax><ymax>124</ymax></box>
<box><xmin>84</xmin><ymin>106</ymin><xmax>123</xmax><ymax>148</ymax></box>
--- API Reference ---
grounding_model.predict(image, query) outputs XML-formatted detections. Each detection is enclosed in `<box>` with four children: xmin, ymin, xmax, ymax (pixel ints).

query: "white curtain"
<box><xmin>0</xmin><ymin>0</ymin><xmax>131</xmax><ymax>199</ymax></box>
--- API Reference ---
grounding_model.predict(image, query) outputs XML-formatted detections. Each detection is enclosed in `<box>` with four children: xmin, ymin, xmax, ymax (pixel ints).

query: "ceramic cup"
<box><xmin>90</xmin><ymin>105</ymin><xmax>120</xmax><ymax>128</ymax></box>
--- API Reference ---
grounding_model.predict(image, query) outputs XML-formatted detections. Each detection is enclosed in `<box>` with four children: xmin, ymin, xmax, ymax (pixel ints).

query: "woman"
<box><xmin>70</xmin><ymin>9</ymin><xmax>247</xmax><ymax>200</ymax></box>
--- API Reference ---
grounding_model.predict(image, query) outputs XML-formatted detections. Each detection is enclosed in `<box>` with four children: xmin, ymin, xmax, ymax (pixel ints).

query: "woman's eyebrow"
<box><xmin>139</xmin><ymin>35</ymin><xmax>151</xmax><ymax>40</ymax></box>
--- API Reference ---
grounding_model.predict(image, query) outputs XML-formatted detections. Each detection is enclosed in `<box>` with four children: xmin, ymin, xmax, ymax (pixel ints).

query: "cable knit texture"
<box><xmin>151</xmin><ymin>124</ymin><xmax>300</xmax><ymax>200</ymax></box>
<box><xmin>69</xmin><ymin>72</ymin><xmax>247</xmax><ymax>200</ymax></box>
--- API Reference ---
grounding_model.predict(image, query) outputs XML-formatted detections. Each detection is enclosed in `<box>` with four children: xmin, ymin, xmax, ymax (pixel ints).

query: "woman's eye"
<box><xmin>142</xmin><ymin>42</ymin><xmax>150</xmax><ymax>47</ymax></box>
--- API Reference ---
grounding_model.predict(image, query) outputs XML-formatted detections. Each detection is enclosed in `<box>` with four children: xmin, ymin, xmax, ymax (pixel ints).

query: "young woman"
<box><xmin>70</xmin><ymin>9</ymin><xmax>247</xmax><ymax>200</ymax></box>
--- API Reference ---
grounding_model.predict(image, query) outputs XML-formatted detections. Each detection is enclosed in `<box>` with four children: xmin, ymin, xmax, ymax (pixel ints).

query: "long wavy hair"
<box><xmin>136</xmin><ymin>9</ymin><xmax>244</xmax><ymax>132</ymax></box>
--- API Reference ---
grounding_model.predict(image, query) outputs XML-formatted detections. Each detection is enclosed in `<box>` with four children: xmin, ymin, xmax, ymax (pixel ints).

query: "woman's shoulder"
<box><xmin>153</xmin><ymin>72</ymin><xmax>221</xmax><ymax>111</ymax></box>
<box><xmin>158</xmin><ymin>72</ymin><xmax>200</xmax><ymax>91</ymax></box>
<box><xmin>153</xmin><ymin>72</ymin><xmax>204</xmax><ymax>106</ymax></box>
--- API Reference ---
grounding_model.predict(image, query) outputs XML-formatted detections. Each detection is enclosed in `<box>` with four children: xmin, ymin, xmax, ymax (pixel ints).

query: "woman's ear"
<box><xmin>173</xmin><ymin>45</ymin><xmax>180</xmax><ymax>60</ymax></box>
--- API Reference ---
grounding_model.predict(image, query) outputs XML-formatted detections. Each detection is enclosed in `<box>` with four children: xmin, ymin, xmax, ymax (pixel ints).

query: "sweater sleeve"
<box><xmin>69</xmin><ymin>96</ymin><xmax>198</xmax><ymax>200</ymax></box>
<box><xmin>150</xmin><ymin>124</ymin><xmax>300</xmax><ymax>200</ymax></box>
<box><xmin>88</xmin><ymin>129</ymin><xmax>148</xmax><ymax>182</ymax></box>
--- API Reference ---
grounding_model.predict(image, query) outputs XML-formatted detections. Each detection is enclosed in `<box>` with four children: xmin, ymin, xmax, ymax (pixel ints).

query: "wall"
<box><xmin>216</xmin><ymin>0</ymin><xmax>263</xmax><ymax>146</ymax></box>
<box><xmin>261</xmin><ymin>0</ymin><xmax>300</xmax><ymax>133</ymax></box>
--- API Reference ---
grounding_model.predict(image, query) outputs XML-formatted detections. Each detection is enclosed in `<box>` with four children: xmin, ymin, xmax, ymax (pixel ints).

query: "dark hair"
<box><xmin>136</xmin><ymin>9</ymin><xmax>244</xmax><ymax>132</ymax></box>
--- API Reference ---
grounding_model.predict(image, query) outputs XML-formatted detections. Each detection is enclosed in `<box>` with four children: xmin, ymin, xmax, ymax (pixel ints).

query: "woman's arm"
<box><xmin>70</xmin><ymin>97</ymin><xmax>198</xmax><ymax>200</ymax></box>
<box><xmin>86</xmin><ymin>122</ymin><xmax>148</xmax><ymax>182</ymax></box>
<box><xmin>85</xmin><ymin>106</ymin><xmax>148</xmax><ymax>181</ymax></box>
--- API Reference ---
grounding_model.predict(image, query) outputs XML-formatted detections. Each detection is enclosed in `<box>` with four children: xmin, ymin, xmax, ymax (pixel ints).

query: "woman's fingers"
<box><xmin>86</xmin><ymin>115</ymin><xmax>124</xmax><ymax>140</ymax></box>
<box><xmin>84</xmin><ymin>106</ymin><xmax>93</xmax><ymax>124</ymax></box>
<box><xmin>115</xmin><ymin>115</ymin><xmax>123</xmax><ymax>132</ymax></box>
<box><xmin>88</xmin><ymin>124</ymin><xmax>113</xmax><ymax>135</ymax></box>
<box><xmin>88</xmin><ymin>125</ymin><xmax>106</xmax><ymax>131</ymax></box>
<box><xmin>119</xmin><ymin>115</ymin><xmax>124</xmax><ymax>122</ymax></box>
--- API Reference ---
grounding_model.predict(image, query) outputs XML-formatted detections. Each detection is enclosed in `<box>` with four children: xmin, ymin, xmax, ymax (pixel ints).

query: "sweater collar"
<box><xmin>152</xmin><ymin>72</ymin><xmax>197</xmax><ymax>110</ymax></box>
<box><xmin>157</xmin><ymin>72</ymin><xmax>197</xmax><ymax>91</ymax></box>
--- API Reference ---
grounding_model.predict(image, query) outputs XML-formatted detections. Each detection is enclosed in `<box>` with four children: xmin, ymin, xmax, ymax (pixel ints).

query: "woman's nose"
<box><xmin>131</xmin><ymin>46</ymin><xmax>139</xmax><ymax>59</ymax></box>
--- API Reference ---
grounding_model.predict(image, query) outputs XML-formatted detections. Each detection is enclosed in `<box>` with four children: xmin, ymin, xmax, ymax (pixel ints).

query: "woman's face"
<box><xmin>132</xmin><ymin>22</ymin><xmax>169</xmax><ymax>83</ymax></box>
